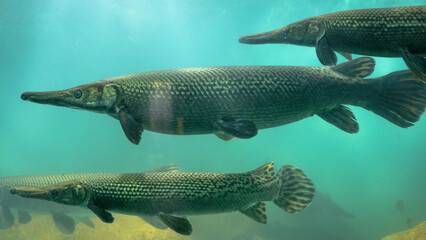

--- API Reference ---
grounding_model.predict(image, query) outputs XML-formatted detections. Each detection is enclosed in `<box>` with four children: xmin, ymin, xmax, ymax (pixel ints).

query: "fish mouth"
<box><xmin>11</xmin><ymin>187</ymin><xmax>50</xmax><ymax>200</ymax></box>
<box><xmin>239</xmin><ymin>28</ymin><xmax>286</xmax><ymax>44</ymax></box>
<box><xmin>21</xmin><ymin>90</ymin><xmax>72</xmax><ymax>107</ymax></box>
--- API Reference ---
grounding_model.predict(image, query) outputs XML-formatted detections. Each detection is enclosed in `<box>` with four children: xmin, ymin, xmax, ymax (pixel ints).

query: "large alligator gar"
<box><xmin>21</xmin><ymin>57</ymin><xmax>426</xmax><ymax>145</ymax></box>
<box><xmin>11</xmin><ymin>163</ymin><xmax>315</xmax><ymax>235</ymax></box>
<box><xmin>239</xmin><ymin>6</ymin><xmax>426</xmax><ymax>80</ymax></box>
<box><xmin>0</xmin><ymin>165</ymin><xmax>177</xmax><ymax>235</ymax></box>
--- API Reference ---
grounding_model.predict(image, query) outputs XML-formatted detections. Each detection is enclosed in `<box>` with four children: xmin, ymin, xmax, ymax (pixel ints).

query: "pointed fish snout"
<box><xmin>11</xmin><ymin>187</ymin><xmax>48</xmax><ymax>199</ymax></box>
<box><xmin>21</xmin><ymin>92</ymin><xmax>30</xmax><ymax>101</ymax></box>
<box><xmin>239</xmin><ymin>28</ymin><xmax>286</xmax><ymax>44</ymax></box>
<box><xmin>20</xmin><ymin>91</ymin><xmax>71</xmax><ymax>106</ymax></box>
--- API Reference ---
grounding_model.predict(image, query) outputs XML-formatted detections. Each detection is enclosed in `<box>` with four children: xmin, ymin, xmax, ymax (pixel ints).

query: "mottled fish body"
<box><xmin>239</xmin><ymin>6</ymin><xmax>426</xmax><ymax>80</ymax></box>
<box><xmin>11</xmin><ymin>163</ymin><xmax>315</xmax><ymax>235</ymax></box>
<box><xmin>21</xmin><ymin>58</ymin><xmax>426</xmax><ymax>144</ymax></box>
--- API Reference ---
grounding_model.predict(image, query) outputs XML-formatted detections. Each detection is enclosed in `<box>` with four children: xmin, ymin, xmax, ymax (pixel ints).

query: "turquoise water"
<box><xmin>1</xmin><ymin>1</ymin><xmax>425</xmax><ymax>239</ymax></box>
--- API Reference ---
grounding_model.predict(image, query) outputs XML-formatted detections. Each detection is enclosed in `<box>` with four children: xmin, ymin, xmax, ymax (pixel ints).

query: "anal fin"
<box><xmin>118</xmin><ymin>108</ymin><xmax>144</xmax><ymax>145</ymax></box>
<box><xmin>214</xmin><ymin>118</ymin><xmax>257</xmax><ymax>139</ymax></box>
<box><xmin>214</xmin><ymin>131</ymin><xmax>234</xmax><ymax>141</ymax></box>
<box><xmin>317</xmin><ymin>105</ymin><xmax>359</xmax><ymax>133</ymax></box>
<box><xmin>87</xmin><ymin>202</ymin><xmax>114</xmax><ymax>223</ymax></box>
<box><xmin>0</xmin><ymin>205</ymin><xmax>15</xmax><ymax>229</ymax></box>
<box><xmin>315</xmin><ymin>37</ymin><xmax>337</xmax><ymax>66</ymax></box>
<box><xmin>52</xmin><ymin>212</ymin><xmax>76</xmax><ymax>236</ymax></box>
<box><xmin>159</xmin><ymin>213</ymin><xmax>192</xmax><ymax>235</ymax></box>
<box><xmin>18</xmin><ymin>210</ymin><xmax>32</xmax><ymax>224</ymax></box>
<box><xmin>139</xmin><ymin>215</ymin><xmax>168</xmax><ymax>229</ymax></box>
<box><xmin>337</xmin><ymin>51</ymin><xmax>352</xmax><ymax>60</ymax></box>
<box><xmin>401</xmin><ymin>49</ymin><xmax>426</xmax><ymax>81</ymax></box>
<box><xmin>239</xmin><ymin>202</ymin><xmax>267</xmax><ymax>224</ymax></box>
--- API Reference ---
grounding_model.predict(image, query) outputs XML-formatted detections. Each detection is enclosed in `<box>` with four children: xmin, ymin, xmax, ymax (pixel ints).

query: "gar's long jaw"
<box><xmin>239</xmin><ymin>28</ymin><xmax>286</xmax><ymax>44</ymax></box>
<box><xmin>21</xmin><ymin>90</ymin><xmax>72</xmax><ymax>107</ymax></box>
<box><xmin>10</xmin><ymin>187</ymin><xmax>50</xmax><ymax>200</ymax></box>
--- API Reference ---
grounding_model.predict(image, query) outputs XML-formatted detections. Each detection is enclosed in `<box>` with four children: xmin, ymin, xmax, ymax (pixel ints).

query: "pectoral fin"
<box><xmin>139</xmin><ymin>215</ymin><xmax>168</xmax><ymax>229</ymax></box>
<box><xmin>159</xmin><ymin>213</ymin><xmax>192</xmax><ymax>235</ymax></box>
<box><xmin>18</xmin><ymin>210</ymin><xmax>32</xmax><ymax>224</ymax></box>
<box><xmin>0</xmin><ymin>205</ymin><xmax>14</xmax><ymax>229</ymax></box>
<box><xmin>214</xmin><ymin>118</ymin><xmax>257</xmax><ymax>139</ymax></box>
<box><xmin>316</xmin><ymin>36</ymin><xmax>337</xmax><ymax>66</ymax></box>
<box><xmin>239</xmin><ymin>202</ymin><xmax>267</xmax><ymax>224</ymax></box>
<box><xmin>317</xmin><ymin>105</ymin><xmax>359</xmax><ymax>133</ymax></box>
<box><xmin>119</xmin><ymin>108</ymin><xmax>144</xmax><ymax>145</ymax></box>
<box><xmin>52</xmin><ymin>212</ymin><xmax>76</xmax><ymax>236</ymax></box>
<box><xmin>401</xmin><ymin>49</ymin><xmax>426</xmax><ymax>81</ymax></box>
<box><xmin>87</xmin><ymin>202</ymin><xmax>114</xmax><ymax>223</ymax></box>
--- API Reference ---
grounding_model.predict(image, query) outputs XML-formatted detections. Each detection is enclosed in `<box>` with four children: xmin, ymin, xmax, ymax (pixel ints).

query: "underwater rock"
<box><xmin>382</xmin><ymin>221</ymin><xmax>426</xmax><ymax>240</ymax></box>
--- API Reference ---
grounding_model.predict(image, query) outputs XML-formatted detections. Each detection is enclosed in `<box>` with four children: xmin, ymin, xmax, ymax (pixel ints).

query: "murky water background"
<box><xmin>1</xmin><ymin>1</ymin><xmax>425</xmax><ymax>239</ymax></box>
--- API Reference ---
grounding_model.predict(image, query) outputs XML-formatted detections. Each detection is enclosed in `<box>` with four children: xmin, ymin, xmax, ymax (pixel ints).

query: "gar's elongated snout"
<box><xmin>21</xmin><ymin>83</ymin><xmax>120</xmax><ymax>114</ymax></box>
<box><xmin>239</xmin><ymin>19</ymin><xmax>322</xmax><ymax>47</ymax></box>
<box><xmin>239</xmin><ymin>28</ymin><xmax>288</xmax><ymax>44</ymax></box>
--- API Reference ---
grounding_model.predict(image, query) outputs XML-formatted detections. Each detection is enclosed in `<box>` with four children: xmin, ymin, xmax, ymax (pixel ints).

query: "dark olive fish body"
<box><xmin>239</xmin><ymin>6</ymin><xmax>426</xmax><ymax>79</ymax></box>
<box><xmin>21</xmin><ymin>58</ymin><xmax>426</xmax><ymax>144</ymax></box>
<box><xmin>11</xmin><ymin>163</ymin><xmax>316</xmax><ymax>235</ymax></box>
<box><xmin>113</xmin><ymin>66</ymin><xmax>362</xmax><ymax>134</ymax></box>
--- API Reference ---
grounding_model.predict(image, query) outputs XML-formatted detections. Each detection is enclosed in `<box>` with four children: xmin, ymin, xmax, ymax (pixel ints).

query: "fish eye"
<box><xmin>51</xmin><ymin>189</ymin><xmax>58</xmax><ymax>197</ymax></box>
<box><xmin>73</xmin><ymin>89</ymin><xmax>82</xmax><ymax>98</ymax></box>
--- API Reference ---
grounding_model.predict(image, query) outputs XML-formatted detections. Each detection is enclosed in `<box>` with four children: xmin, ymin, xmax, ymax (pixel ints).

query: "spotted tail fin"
<box><xmin>273</xmin><ymin>166</ymin><xmax>315</xmax><ymax>213</ymax></box>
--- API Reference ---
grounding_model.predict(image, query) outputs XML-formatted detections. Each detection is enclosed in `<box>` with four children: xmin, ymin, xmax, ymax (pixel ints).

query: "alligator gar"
<box><xmin>11</xmin><ymin>163</ymin><xmax>315</xmax><ymax>235</ymax></box>
<box><xmin>239</xmin><ymin>6</ymin><xmax>426</xmax><ymax>80</ymax></box>
<box><xmin>0</xmin><ymin>165</ymin><xmax>177</xmax><ymax>235</ymax></box>
<box><xmin>21</xmin><ymin>57</ymin><xmax>426</xmax><ymax>145</ymax></box>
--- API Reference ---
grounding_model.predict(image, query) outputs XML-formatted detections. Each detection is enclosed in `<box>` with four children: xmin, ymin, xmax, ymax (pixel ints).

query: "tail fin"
<box><xmin>273</xmin><ymin>166</ymin><xmax>315</xmax><ymax>213</ymax></box>
<box><xmin>364</xmin><ymin>70</ymin><xmax>426</xmax><ymax>128</ymax></box>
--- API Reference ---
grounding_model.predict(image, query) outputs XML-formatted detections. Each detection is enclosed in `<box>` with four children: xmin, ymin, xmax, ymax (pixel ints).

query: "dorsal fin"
<box><xmin>331</xmin><ymin>57</ymin><xmax>375</xmax><ymax>78</ymax></box>
<box><xmin>239</xmin><ymin>202</ymin><xmax>267</xmax><ymax>224</ymax></box>
<box><xmin>147</xmin><ymin>164</ymin><xmax>179</xmax><ymax>173</ymax></box>
<box><xmin>248</xmin><ymin>163</ymin><xmax>275</xmax><ymax>178</ymax></box>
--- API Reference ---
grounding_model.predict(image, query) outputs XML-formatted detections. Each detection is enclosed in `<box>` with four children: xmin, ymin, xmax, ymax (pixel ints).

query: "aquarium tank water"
<box><xmin>0</xmin><ymin>1</ymin><xmax>425</xmax><ymax>240</ymax></box>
